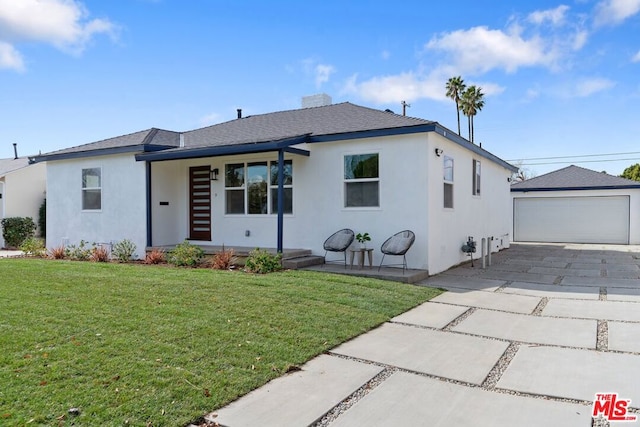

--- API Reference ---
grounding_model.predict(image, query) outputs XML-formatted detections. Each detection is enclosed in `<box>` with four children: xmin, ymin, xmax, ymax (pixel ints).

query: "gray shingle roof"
<box><xmin>0</xmin><ymin>157</ymin><xmax>31</xmax><ymax>177</ymax></box>
<box><xmin>33</xmin><ymin>101</ymin><xmax>516</xmax><ymax>173</ymax></box>
<box><xmin>511</xmin><ymin>165</ymin><xmax>640</xmax><ymax>191</ymax></box>
<box><xmin>39</xmin><ymin>128</ymin><xmax>181</xmax><ymax>158</ymax></box>
<box><xmin>183</xmin><ymin>102</ymin><xmax>433</xmax><ymax>147</ymax></box>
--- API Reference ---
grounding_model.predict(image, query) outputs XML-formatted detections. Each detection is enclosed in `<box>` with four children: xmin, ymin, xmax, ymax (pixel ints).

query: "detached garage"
<box><xmin>512</xmin><ymin>165</ymin><xmax>640</xmax><ymax>245</ymax></box>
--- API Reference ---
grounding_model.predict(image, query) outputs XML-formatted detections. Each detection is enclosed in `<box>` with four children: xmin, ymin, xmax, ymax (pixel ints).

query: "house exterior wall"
<box><xmin>426</xmin><ymin>134</ymin><xmax>513</xmax><ymax>274</ymax></box>
<box><xmin>46</xmin><ymin>154</ymin><xmax>148</xmax><ymax>257</ymax></box>
<box><xmin>149</xmin><ymin>132</ymin><xmax>513</xmax><ymax>273</ymax></box>
<box><xmin>511</xmin><ymin>189</ymin><xmax>640</xmax><ymax>244</ymax></box>
<box><xmin>151</xmin><ymin>133</ymin><xmax>432</xmax><ymax>269</ymax></box>
<box><xmin>0</xmin><ymin>162</ymin><xmax>47</xmax><ymax>247</ymax></box>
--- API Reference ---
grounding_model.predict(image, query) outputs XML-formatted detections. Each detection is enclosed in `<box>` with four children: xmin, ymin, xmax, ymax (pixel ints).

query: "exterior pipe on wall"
<box><xmin>481</xmin><ymin>238</ymin><xmax>486</xmax><ymax>269</ymax></box>
<box><xmin>488</xmin><ymin>237</ymin><xmax>493</xmax><ymax>266</ymax></box>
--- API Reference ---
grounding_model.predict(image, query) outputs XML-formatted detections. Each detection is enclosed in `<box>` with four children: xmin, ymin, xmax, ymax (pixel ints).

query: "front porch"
<box><xmin>146</xmin><ymin>244</ymin><xmax>430</xmax><ymax>284</ymax></box>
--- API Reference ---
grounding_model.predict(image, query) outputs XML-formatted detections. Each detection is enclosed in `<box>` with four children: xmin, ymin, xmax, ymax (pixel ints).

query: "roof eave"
<box><xmin>511</xmin><ymin>185</ymin><xmax>640</xmax><ymax>192</ymax></box>
<box><xmin>135</xmin><ymin>134</ymin><xmax>311</xmax><ymax>162</ymax></box>
<box><xmin>431</xmin><ymin>124</ymin><xmax>518</xmax><ymax>173</ymax></box>
<box><xmin>33</xmin><ymin>144</ymin><xmax>176</xmax><ymax>163</ymax></box>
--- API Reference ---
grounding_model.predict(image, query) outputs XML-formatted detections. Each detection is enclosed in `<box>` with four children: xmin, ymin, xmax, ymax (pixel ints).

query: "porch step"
<box><xmin>282</xmin><ymin>255</ymin><xmax>325</xmax><ymax>269</ymax></box>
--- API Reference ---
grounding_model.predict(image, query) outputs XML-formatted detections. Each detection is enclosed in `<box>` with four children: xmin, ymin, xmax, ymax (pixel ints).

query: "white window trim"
<box><xmin>473</xmin><ymin>159</ymin><xmax>481</xmax><ymax>196</ymax></box>
<box><xmin>224</xmin><ymin>159</ymin><xmax>293</xmax><ymax>216</ymax></box>
<box><xmin>81</xmin><ymin>167</ymin><xmax>102</xmax><ymax>212</ymax></box>
<box><xmin>443</xmin><ymin>156</ymin><xmax>454</xmax><ymax>209</ymax></box>
<box><xmin>343</xmin><ymin>152</ymin><xmax>380</xmax><ymax>209</ymax></box>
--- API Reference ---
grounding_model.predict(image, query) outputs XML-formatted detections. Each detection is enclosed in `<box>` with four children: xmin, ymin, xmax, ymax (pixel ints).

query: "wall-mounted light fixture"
<box><xmin>210</xmin><ymin>168</ymin><xmax>219</xmax><ymax>181</ymax></box>
<box><xmin>435</xmin><ymin>148</ymin><xmax>443</xmax><ymax>157</ymax></box>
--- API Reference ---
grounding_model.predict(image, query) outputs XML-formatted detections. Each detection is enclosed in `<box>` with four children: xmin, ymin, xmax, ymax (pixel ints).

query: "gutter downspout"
<box><xmin>276</xmin><ymin>149</ymin><xmax>284</xmax><ymax>253</ymax></box>
<box><xmin>146</xmin><ymin>162</ymin><xmax>152</xmax><ymax>248</ymax></box>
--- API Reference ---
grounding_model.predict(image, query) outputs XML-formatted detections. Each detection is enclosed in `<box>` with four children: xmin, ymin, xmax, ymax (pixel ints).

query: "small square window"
<box><xmin>344</xmin><ymin>153</ymin><xmax>379</xmax><ymax>208</ymax></box>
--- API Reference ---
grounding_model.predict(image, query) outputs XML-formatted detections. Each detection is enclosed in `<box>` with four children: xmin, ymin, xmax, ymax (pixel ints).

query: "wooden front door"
<box><xmin>189</xmin><ymin>166</ymin><xmax>212</xmax><ymax>241</ymax></box>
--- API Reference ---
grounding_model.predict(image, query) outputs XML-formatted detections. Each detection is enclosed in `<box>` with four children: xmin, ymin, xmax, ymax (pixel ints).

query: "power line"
<box><xmin>520</xmin><ymin>157</ymin><xmax>640</xmax><ymax>166</ymax></box>
<box><xmin>507</xmin><ymin>151</ymin><xmax>640</xmax><ymax>162</ymax></box>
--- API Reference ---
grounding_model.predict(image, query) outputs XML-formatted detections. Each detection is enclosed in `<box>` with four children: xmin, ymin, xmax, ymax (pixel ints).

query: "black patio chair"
<box><xmin>323</xmin><ymin>228</ymin><xmax>355</xmax><ymax>268</ymax></box>
<box><xmin>378</xmin><ymin>230</ymin><xmax>415</xmax><ymax>274</ymax></box>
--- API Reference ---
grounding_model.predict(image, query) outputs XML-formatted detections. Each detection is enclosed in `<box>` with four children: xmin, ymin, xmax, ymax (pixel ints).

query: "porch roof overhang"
<box><xmin>135</xmin><ymin>134</ymin><xmax>311</xmax><ymax>162</ymax></box>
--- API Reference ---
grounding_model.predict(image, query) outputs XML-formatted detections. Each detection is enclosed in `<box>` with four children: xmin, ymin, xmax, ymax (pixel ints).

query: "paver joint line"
<box><xmin>211</xmin><ymin>244</ymin><xmax>640</xmax><ymax>427</ymax></box>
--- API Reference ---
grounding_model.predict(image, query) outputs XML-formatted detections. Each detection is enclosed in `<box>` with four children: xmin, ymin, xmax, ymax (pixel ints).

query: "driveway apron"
<box><xmin>208</xmin><ymin>243</ymin><xmax>640</xmax><ymax>427</ymax></box>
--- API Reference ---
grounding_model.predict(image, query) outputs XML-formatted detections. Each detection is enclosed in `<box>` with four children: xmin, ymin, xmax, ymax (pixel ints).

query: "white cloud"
<box><xmin>0</xmin><ymin>0</ymin><xmax>116</xmax><ymax>50</ymax></box>
<box><xmin>571</xmin><ymin>30</ymin><xmax>589</xmax><ymax>50</ymax></box>
<box><xmin>528</xmin><ymin>5</ymin><xmax>570</xmax><ymax>26</ymax></box>
<box><xmin>342</xmin><ymin>72</ymin><xmax>444</xmax><ymax>104</ymax></box>
<box><xmin>0</xmin><ymin>41</ymin><xmax>24</xmax><ymax>71</ymax></box>
<box><xmin>301</xmin><ymin>58</ymin><xmax>336</xmax><ymax>89</ymax></box>
<box><xmin>314</xmin><ymin>64</ymin><xmax>335</xmax><ymax>88</ymax></box>
<box><xmin>0</xmin><ymin>0</ymin><xmax>116</xmax><ymax>71</ymax></box>
<box><xmin>341</xmin><ymin>7</ymin><xmax>593</xmax><ymax>105</ymax></box>
<box><xmin>574</xmin><ymin>77</ymin><xmax>615</xmax><ymax>97</ymax></box>
<box><xmin>632</xmin><ymin>50</ymin><xmax>640</xmax><ymax>62</ymax></box>
<box><xmin>426</xmin><ymin>26</ymin><xmax>556</xmax><ymax>74</ymax></box>
<box><xmin>594</xmin><ymin>0</ymin><xmax>640</xmax><ymax>26</ymax></box>
<box><xmin>525</xmin><ymin>87</ymin><xmax>540</xmax><ymax>101</ymax></box>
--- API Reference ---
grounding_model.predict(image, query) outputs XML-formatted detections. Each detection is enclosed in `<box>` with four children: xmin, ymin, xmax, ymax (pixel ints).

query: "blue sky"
<box><xmin>1</xmin><ymin>0</ymin><xmax>639</xmax><ymax>177</ymax></box>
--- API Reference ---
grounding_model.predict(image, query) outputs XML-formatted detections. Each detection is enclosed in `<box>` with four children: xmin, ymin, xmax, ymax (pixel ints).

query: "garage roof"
<box><xmin>511</xmin><ymin>165</ymin><xmax>640</xmax><ymax>192</ymax></box>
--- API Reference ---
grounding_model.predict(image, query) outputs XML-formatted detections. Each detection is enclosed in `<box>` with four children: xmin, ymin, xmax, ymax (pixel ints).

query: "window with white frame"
<box><xmin>472</xmin><ymin>159</ymin><xmax>481</xmax><ymax>196</ymax></box>
<box><xmin>225</xmin><ymin>160</ymin><xmax>293</xmax><ymax>215</ymax></box>
<box><xmin>443</xmin><ymin>156</ymin><xmax>454</xmax><ymax>209</ymax></box>
<box><xmin>344</xmin><ymin>153</ymin><xmax>379</xmax><ymax>208</ymax></box>
<box><xmin>270</xmin><ymin>160</ymin><xmax>293</xmax><ymax>213</ymax></box>
<box><xmin>82</xmin><ymin>168</ymin><xmax>101</xmax><ymax>210</ymax></box>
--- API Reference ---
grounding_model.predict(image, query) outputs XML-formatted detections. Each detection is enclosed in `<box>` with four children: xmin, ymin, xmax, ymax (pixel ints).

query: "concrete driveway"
<box><xmin>207</xmin><ymin>243</ymin><xmax>640</xmax><ymax>426</ymax></box>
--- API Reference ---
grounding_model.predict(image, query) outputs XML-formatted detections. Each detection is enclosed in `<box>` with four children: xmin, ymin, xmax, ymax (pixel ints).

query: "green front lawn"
<box><xmin>0</xmin><ymin>259</ymin><xmax>440</xmax><ymax>426</ymax></box>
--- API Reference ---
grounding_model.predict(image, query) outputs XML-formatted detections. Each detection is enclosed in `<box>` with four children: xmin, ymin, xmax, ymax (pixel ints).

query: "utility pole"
<box><xmin>401</xmin><ymin>100</ymin><xmax>411</xmax><ymax>116</ymax></box>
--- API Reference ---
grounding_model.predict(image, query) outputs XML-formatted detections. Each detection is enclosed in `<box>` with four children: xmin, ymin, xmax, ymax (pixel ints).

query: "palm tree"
<box><xmin>460</xmin><ymin>85</ymin><xmax>485</xmax><ymax>143</ymax></box>
<box><xmin>445</xmin><ymin>76</ymin><xmax>466</xmax><ymax>136</ymax></box>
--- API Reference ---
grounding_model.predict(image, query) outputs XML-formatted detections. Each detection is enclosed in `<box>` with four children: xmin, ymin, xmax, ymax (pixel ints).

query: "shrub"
<box><xmin>145</xmin><ymin>249</ymin><xmax>166</xmax><ymax>264</ymax></box>
<box><xmin>38</xmin><ymin>199</ymin><xmax>46</xmax><ymax>238</ymax></box>
<box><xmin>49</xmin><ymin>245</ymin><xmax>66</xmax><ymax>259</ymax></box>
<box><xmin>167</xmin><ymin>241</ymin><xmax>204</xmax><ymax>267</ymax></box>
<box><xmin>1</xmin><ymin>217</ymin><xmax>36</xmax><ymax>248</ymax></box>
<box><xmin>112</xmin><ymin>239</ymin><xmax>137</xmax><ymax>262</ymax></box>
<box><xmin>20</xmin><ymin>237</ymin><xmax>46</xmax><ymax>257</ymax></box>
<box><xmin>244</xmin><ymin>248</ymin><xmax>282</xmax><ymax>274</ymax></box>
<box><xmin>65</xmin><ymin>240</ymin><xmax>95</xmax><ymax>261</ymax></box>
<box><xmin>211</xmin><ymin>247</ymin><xmax>237</xmax><ymax>270</ymax></box>
<box><xmin>91</xmin><ymin>246</ymin><xmax>110</xmax><ymax>262</ymax></box>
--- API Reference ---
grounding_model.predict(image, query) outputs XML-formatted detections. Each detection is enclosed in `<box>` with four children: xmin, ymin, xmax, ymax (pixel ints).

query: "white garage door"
<box><xmin>514</xmin><ymin>196</ymin><xmax>630</xmax><ymax>244</ymax></box>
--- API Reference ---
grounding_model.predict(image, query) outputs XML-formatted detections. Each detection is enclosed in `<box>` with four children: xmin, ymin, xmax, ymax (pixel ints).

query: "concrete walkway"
<box><xmin>0</xmin><ymin>249</ymin><xmax>23</xmax><ymax>258</ymax></box>
<box><xmin>207</xmin><ymin>243</ymin><xmax>640</xmax><ymax>426</ymax></box>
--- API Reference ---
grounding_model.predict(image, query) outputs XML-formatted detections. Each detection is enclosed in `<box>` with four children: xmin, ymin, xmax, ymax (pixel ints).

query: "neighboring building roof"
<box><xmin>0</xmin><ymin>157</ymin><xmax>31</xmax><ymax>178</ymax></box>
<box><xmin>511</xmin><ymin>165</ymin><xmax>640</xmax><ymax>192</ymax></box>
<box><xmin>35</xmin><ymin>128</ymin><xmax>181</xmax><ymax>162</ymax></box>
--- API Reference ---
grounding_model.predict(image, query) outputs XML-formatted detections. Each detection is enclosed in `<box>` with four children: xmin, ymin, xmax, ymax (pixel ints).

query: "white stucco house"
<box><xmin>0</xmin><ymin>156</ymin><xmax>47</xmax><ymax>247</ymax></box>
<box><xmin>35</xmin><ymin>98</ymin><xmax>517</xmax><ymax>274</ymax></box>
<box><xmin>512</xmin><ymin>165</ymin><xmax>640</xmax><ymax>244</ymax></box>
